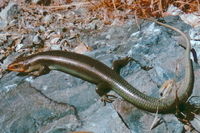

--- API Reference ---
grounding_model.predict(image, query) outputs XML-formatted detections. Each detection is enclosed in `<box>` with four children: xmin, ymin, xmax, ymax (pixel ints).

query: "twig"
<box><xmin>150</xmin><ymin>108</ymin><xmax>163</xmax><ymax>130</ymax></box>
<box><xmin>112</xmin><ymin>0</ymin><xmax>117</xmax><ymax>11</ymax></box>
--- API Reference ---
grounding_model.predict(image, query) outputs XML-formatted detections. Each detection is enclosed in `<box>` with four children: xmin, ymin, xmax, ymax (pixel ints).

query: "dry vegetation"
<box><xmin>36</xmin><ymin>0</ymin><xmax>199</xmax><ymax>24</ymax></box>
<box><xmin>87</xmin><ymin>0</ymin><xmax>200</xmax><ymax>17</ymax></box>
<box><xmin>11</xmin><ymin>0</ymin><xmax>199</xmax><ymax>24</ymax></box>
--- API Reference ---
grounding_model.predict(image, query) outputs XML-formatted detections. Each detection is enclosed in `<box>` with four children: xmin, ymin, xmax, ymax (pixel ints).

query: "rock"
<box><xmin>50</xmin><ymin>44</ymin><xmax>61</xmax><ymax>50</ymax></box>
<box><xmin>21</xmin><ymin>35</ymin><xmax>35</xmax><ymax>48</ymax></box>
<box><xmin>113</xmin><ymin>99</ymin><xmax>183</xmax><ymax>133</ymax></box>
<box><xmin>30</xmin><ymin>70</ymin><xmax>99</xmax><ymax>112</ymax></box>
<box><xmin>190</xmin><ymin>114</ymin><xmax>200</xmax><ymax>132</ymax></box>
<box><xmin>0</xmin><ymin>33</ymin><xmax>7</xmax><ymax>42</ymax></box>
<box><xmin>0</xmin><ymin>2</ymin><xmax>20</xmax><ymax>29</ymax></box>
<box><xmin>0</xmin><ymin>33</ymin><xmax>8</xmax><ymax>46</ymax></box>
<box><xmin>30</xmin><ymin>0</ymin><xmax>51</xmax><ymax>6</ymax></box>
<box><xmin>180</xmin><ymin>12</ymin><xmax>200</xmax><ymax>28</ymax></box>
<box><xmin>188</xmin><ymin>96</ymin><xmax>200</xmax><ymax>108</ymax></box>
<box><xmin>105</xmin><ymin>34</ymin><xmax>111</xmax><ymax>40</ymax></box>
<box><xmin>1</xmin><ymin>52</ymin><xmax>19</xmax><ymax>70</ymax></box>
<box><xmin>0</xmin><ymin>0</ymin><xmax>9</xmax><ymax>10</ymax></box>
<box><xmin>39</xmin><ymin>26</ymin><xmax>46</xmax><ymax>33</ymax></box>
<box><xmin>42</xmin><ymin>14</ymin><xmax>53</xmax><ymax>24</ymax></box>
<box><xmin>0</xmin><ymin>81</ymin><xmax>80</xmax><ymax>133</ymax></box>
<box><xmin>15</xmin><ymin>43</ymin><xmax>24</xmax><ymax>51</ymax></box>
<box><xmin>33</xmin><ymin>34</ymin><xmax>44</xmax><ymax>46</ymax></box>
<box><xmin>78</xmin><ymin>103</ymin><xmax>131</xmax><ymax>133</ymax></box>
<box><xmin>190</xmin><ymin>27</ymin><xmax>200</xmax><ymax>64</ymax></box>
<box><xmin>50</xmin><ymin>37</ymin><xmax>60</xmax><ymax>44</ymax></box>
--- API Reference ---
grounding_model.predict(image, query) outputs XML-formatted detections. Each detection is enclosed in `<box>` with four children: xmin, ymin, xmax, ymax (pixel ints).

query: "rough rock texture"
<box><xmin>0</xmin><ymin>80</ymin><xmax>80</xmax><ymax>133</ymax></box>
<box><xmin>0</xmin><ymin>2</ymin><xmax>19</xmax><ymax>29</ymax></box>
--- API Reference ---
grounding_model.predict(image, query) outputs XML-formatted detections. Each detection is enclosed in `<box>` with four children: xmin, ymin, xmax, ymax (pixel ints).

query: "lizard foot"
<box><xmin>100</xmin><ymin>94</ymin><xmax>117</xmax><ymax>105</ymax></box>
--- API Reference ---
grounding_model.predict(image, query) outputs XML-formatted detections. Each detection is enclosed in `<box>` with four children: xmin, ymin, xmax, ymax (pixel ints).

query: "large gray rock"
<box><xmin>0</xmin><ymin>81</ymin><xmax>80</xmax><ymax>133</ymax></box>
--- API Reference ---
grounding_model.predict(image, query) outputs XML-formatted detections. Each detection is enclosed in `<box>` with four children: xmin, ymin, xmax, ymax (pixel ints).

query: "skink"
<box><xmin>7</xmin><ymin>20</ymin><xmax>194</xmax><ymax>113</ymax></box>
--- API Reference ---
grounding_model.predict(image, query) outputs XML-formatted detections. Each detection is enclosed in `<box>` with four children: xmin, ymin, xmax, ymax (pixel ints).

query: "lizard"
<box><xmin>7</xmin><ymin>19</ymin><xmax>194</xmax><ymax>113</ymax></box>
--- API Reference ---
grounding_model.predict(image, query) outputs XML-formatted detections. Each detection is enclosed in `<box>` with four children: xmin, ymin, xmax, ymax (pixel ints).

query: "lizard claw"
<box><xmin>100</xmin><ymin>94</ymin><xmax>117</xmax><ymax>106</ymax></box>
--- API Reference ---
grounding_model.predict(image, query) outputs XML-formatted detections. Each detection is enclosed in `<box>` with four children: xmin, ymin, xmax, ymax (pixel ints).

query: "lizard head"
<box><xmin>7</xmin><ymin>54</ymin><xmax>46</xmax><ymax>76</ymax></box>
<box><xmin>7</xmin><ymin>54</ymin><xmax>35</xmax><ymax>73</ymax></box>
<box><xmin>7</xmin><ymin>60</ymin><xmax>30</xmax><ymax>73</ymax></box>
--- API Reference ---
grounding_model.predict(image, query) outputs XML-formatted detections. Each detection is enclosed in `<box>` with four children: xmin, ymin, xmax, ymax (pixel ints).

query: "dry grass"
<box><xmin>14</xmin><ymin>0</ymin><xmax>200</xmax><ymax>25</ymax></box>
<box><xmin>86</xmin><ymin>0</ymin><xmax>200</xmax><ymax>21</ymax></box>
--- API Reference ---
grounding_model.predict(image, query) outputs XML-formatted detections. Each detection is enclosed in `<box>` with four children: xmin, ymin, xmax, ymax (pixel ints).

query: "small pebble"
<box><xmin>15</xmin><ymin>43</ymin><xmax>24</xmax><ymax>51</ymax></box>
<box><xmin>33</xmin><ymin>34</ymin><xmax>43</xmax><ymax>45</ymax></box>
<box><xmin>50</xmin><ymin>44</ymin><xmax>61</xmax><ymax>50</ymax></box>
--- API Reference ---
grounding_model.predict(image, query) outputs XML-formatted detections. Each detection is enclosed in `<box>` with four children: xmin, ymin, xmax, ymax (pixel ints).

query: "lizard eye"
<box><xmin>12</xmin><ymin>64</ymin><xmax>21</xmax><ymax>68</ymax></box>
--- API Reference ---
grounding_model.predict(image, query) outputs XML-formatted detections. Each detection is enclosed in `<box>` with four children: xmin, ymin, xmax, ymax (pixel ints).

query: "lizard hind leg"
<box><xmin>112</xmin><ymin>57</ymin><xmax>134</xmax><ymax>74</ymax></box>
